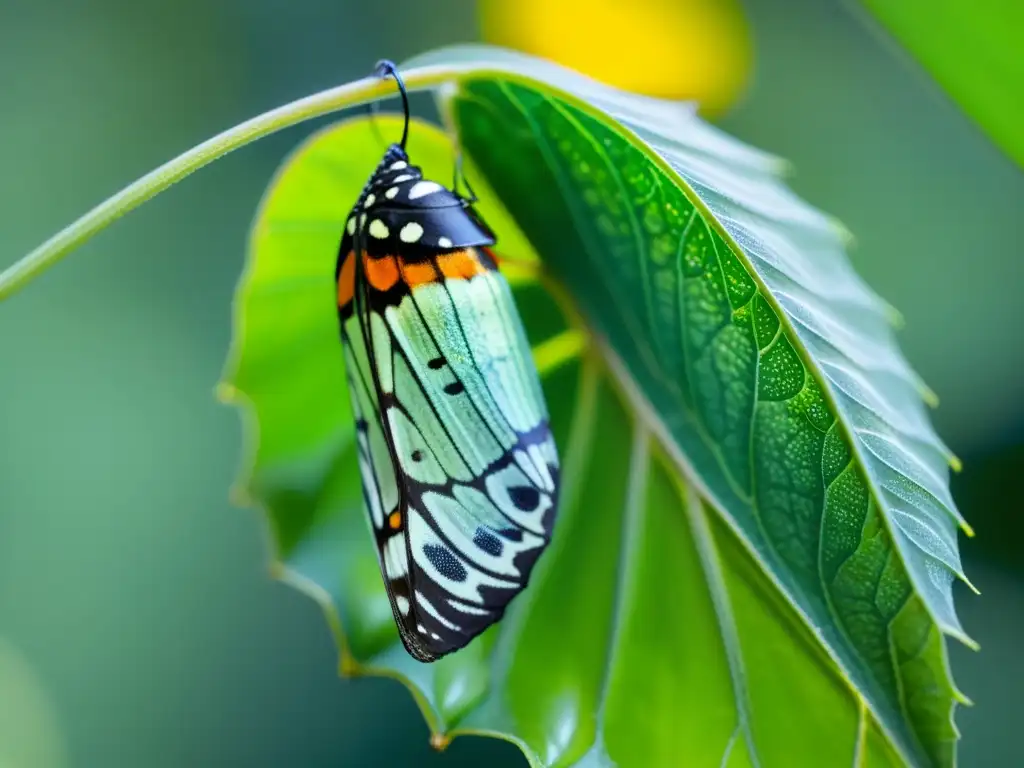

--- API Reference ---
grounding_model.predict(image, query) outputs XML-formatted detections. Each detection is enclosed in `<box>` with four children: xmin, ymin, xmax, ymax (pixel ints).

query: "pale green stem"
<box><xmin>0</xmin><ymin>65</ymin><xmax>458</xmax><ymax>301</ymax></box>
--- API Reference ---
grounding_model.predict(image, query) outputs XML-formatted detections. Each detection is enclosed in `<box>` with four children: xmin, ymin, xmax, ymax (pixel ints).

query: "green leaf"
<box><xmin>219</xmin><ymin>48</ymin><xmax>972</xmax><ymax>767</ymax></box>
<box><xmin>860</xmin><ymin>0</ymin><xmax>1024</xmax><ymax>169</ymax></box>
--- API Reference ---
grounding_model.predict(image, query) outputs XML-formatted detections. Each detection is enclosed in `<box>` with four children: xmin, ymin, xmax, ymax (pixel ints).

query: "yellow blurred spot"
<box><xmin>339</xmin><ymin>653</ymin><xmax>359</xmax><ymax>677</ymax></box>
<box><xmin>480</xmin><ymin>0</ymin><xmax>752</xmax><ymax>114</ymax></box>
<box><xmin>430</xmin><ymin>732</ymin><xmax>451</xmax><ymax>751</ymax></box>
<box><xmin>389</xmin><ymin>510</ymin><xmax>403</xmax><ymax>530</ymax></box>
<box><xmin>532</xmin><ymin>328</ymin><xmax>587</xmax><ymax>376</ymax></box>
<box><xmin>214</xmin><ymin>381</ymin><xmax>237</xmax><ymax>403</ymax></box>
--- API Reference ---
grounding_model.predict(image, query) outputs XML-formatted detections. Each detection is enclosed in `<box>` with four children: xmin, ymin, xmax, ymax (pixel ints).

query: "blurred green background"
<box><xmin>1</xmin><ymin>0</ymin><xmax>1021</xmax><ymax>766</ymax></box>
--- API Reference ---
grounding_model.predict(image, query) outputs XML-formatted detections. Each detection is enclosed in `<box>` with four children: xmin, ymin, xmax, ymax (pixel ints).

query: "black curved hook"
<box><xmin>373</xmin><ymin>59</ymin><xmax>410</xmax><ymax>150</ymax></box>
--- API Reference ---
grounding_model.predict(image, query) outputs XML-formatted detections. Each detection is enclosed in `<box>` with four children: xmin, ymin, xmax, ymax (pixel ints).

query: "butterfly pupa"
<box><xmin>334</xmin><ymin>61</ymin><xmax>560</xmax><ymax>662</ymax></box>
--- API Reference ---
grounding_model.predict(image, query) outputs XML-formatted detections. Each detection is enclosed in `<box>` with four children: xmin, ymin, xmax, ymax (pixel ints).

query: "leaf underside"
<box><xmin>221</xmin><ymin>46</ymin><xmax>971</xmax><ymax>768</ymax></box>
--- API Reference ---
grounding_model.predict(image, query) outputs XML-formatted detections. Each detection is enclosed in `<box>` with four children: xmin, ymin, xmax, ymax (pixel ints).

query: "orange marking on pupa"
<box><xmin>337</xmin><ymin>251</ymin><xmax>356</xmax><ymax>307</ymax></box>
<box><xmin>364</xmin><ymin>254</ymin><xmax>400</xmax><ymax>291</ymax></box>
<box><xmin>399</xmin><ymin>258</ymin><xmax>438</xmax><ymax>288</ymax></box>
<box><xmin>436</xmin><ymin>249</ymin><xmax>487</xmax><ymax>280</ymax></box>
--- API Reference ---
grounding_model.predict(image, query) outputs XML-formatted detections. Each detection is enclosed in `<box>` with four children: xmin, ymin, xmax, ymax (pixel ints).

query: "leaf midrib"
<box><xmin>490</xmin><ymin>80</ymin><xmax>762</xmax><ymax>527</ymax></box>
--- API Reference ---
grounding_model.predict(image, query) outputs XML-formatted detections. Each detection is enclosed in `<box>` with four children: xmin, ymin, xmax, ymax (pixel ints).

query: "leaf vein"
<box><xmin>683</xmin><ymin>482</ymin><xmax>763</xmax><ymax>768</ymax></box>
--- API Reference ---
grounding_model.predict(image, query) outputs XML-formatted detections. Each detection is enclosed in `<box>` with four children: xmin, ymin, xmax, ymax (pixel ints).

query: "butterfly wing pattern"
<box><xmin>335</xmin><ymin>145</ymin><xmax>560</xmax><ymax>662</ymax></box>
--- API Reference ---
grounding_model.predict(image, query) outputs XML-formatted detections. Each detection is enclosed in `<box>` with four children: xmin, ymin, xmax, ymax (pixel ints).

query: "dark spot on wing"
<box><xmin>498</xmin><ymin>527</ymin><xmax>524</xmax><ymax>543</ymax></box>
<box><xmin>443</xmin><ymin>381</ymin><xmax>465</xmax><ymax>395</ymax></box>
<box><xmin>411</xmin><ymin>449</ymin><xmax>424</xmax><ymax>462</ymax></box>
<box><xmin>428</xmin><ymin>357</ymin><xmax>446</xmax><ymax>370</ymax></box>
<box><xmin>473</xmin><ymin>528</ymin><xmax>503</xmax><ymax>556</ymax></box>
<box><xmin>424</xmin><ymin>543</ymin><xmax>468</xmax><ymax>582</ymax></box>
<box><xmin>509</xmin><ymin>486</ymin><xmax>541</xmax><ymax>511</ymax></box>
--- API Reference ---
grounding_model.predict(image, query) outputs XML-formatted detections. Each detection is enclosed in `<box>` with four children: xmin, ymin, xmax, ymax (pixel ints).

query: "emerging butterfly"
<box><xmin>334</xmin><ymin>61</ymin><xmax>560</xmax><ymax>662</ymax></box>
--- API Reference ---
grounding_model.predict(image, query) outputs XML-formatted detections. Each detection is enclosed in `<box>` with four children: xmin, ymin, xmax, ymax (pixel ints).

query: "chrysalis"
<box><xmin>335</xmin><ymin>61</ymin><xmax>559</xmax><ymax>662</ymax></box>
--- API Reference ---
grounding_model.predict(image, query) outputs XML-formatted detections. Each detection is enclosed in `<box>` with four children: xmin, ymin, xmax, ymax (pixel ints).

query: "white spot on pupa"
<box><xmin>390</xmin><ymin>160</ymin><xmax>408</xmax><ymax>170</ymax></box>
<box><xmin>437</xmin><ymin>236</ymin><xmax>453</xmax><ymax>249</ymax></box>
<box><xmin>399</xmin><ymin>222</ymin><xmax>424</xmax><ymax>243</ymax></box>
<box><xmin>417</xmin><ymin>624</ymin><xmax>426</xmax><ymax>634</ymax></box>
<box><xmin>346</xmin><ymin>217</ymin><xmax>356</xmax><ymax>235</ymax></box>
<box><xmin>383</xmin><ymin>533</ymin><xmax>408</xmax><ymax>579</ymax></box>
<box><xmin>385</xmin><ymin>186</ymin><xmax>399</xmax><ymax>199</ymax></box>
<box><xmin>392</xmin><ymin>174</ymin><xmax>414</xmax><ymax>183</ymax></box>
<box><xmin>450</xmin><ymin>600</ymin><xmax>487</xmax><ymax>616</ymax></box>
<box><xmin>416</xmin><ymin>590</ymin><xmax>461</xmax><ymax>631</ymax></box>
<box><xmin>408</xmin><ymin>181</ymin><xmax>444</xmax><ymax>200</ymax></box>
<box><xmin>395</xmin><ymin>595</ymin><xmax>410</xmax><ymax>615</ymax></box>
<box><xmin>363</xmin><ymin>193</ymin><xmax>376</xmax><ymax>208</ymax></box>
<box><xmin>431</xmin><ymin>632</ymin><xmax>441</xmax><ymax>640</ymax></box>
<box><xmin>369</xmin><ymin>219</ymin><xmax>389</xmax><ymax>239</ymax></box>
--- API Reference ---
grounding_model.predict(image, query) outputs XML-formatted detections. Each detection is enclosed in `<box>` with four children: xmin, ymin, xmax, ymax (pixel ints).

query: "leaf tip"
<box><xmin>828</xmin><ymin>216</ymin><xmax>856</xmax><ymax>248</ymax></box>
<box><xmin>961</xmin><ymin>572</ymin><xmax>981</xmax><ymax>596</ymax></box>
<box><xmin>951</xmin><ymin>626</ymin><xmax>981</xmax><ymax>652</ymax></box>
<box><xmin>954</xmin><ymin>687</ymin><xmax>975</xmax><ymax>706</ymax></box>
<box><xmin>430</xmin><ymin>732</ymin><xmax>452</xmax><ymax>752</ymax></box>
<box><xmin>215</xmin><ymin>381</ymin><xmax>238</xmax><ymax>404</ymax></box>
<box><xmin>891</xmin><ymin>311</ymin><xmax>909</xmax><ymax>334</ymax></box>
<box><xmin>773</xmin><ymin>156</ymin><xmax>796</xmax><ymax>179</ymax></box>
<box><xmin>920</xmin><ymin>384</ymin><xmax>940</xmax><ymax>408</ymax></box>
<box><xmin>949</xmin><ymin>454</ymin><xmax>963</xmax><ymax>473</ymax></box>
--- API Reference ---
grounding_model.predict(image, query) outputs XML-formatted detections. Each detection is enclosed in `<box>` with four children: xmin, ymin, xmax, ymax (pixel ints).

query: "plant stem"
<box><xmin>0</xmin><ymin>65</ymin><xmax>456</xmax><ymax>301</ymax></box>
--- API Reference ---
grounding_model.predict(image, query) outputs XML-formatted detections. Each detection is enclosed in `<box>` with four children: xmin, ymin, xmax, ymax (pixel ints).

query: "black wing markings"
<box><xmin>339</xmin><ymin>230</ymin><xmax>556</xmax><ymax>660</ymax></box>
